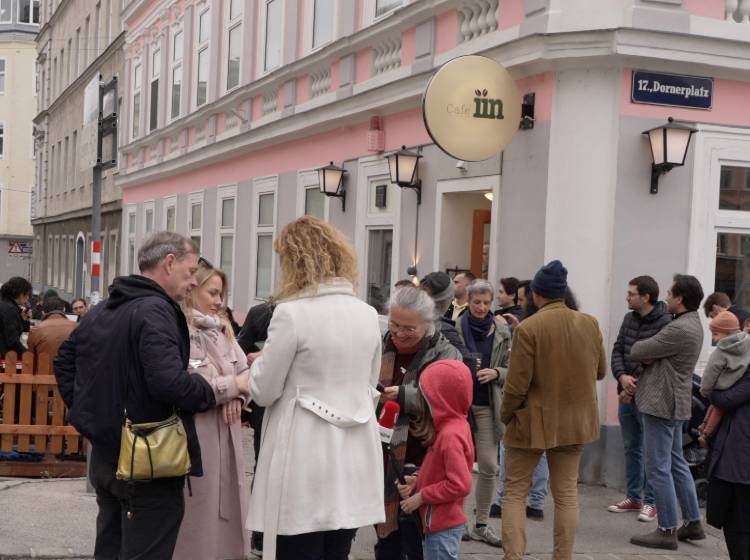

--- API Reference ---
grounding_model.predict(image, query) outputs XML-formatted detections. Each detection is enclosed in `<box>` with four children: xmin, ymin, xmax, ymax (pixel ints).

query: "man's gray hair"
<box><xmin>138</xmin><ymin>231</ymin><xmax>199</xmax><ymax>272</ymax></box>
<box><xmin>389</xmin><ymin>286</ymin><xmax>437</xmax><ymax>336</ymax></box>
<box><xmin>467</xmin><ymin>279</ymin><xmax>494</xmax><ymax>299</ymax></box>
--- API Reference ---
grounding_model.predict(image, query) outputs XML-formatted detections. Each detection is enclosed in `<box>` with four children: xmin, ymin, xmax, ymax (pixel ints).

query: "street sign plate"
<box><xmin>631</xmin><ymin>70</ymin><xmax>713</xmax><ymax>110</ymax></box>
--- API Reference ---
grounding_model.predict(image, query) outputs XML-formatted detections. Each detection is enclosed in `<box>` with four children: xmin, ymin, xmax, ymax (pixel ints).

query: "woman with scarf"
<box><xmin>375</xmin><ymin>286</ymin><xmax>462</xmax><ymax>560</ymax></box>
<box><xmin>173</xmin><ymin>259</ymin><xmax>249</xmax><ymax>560</ymax></box>
<box><xmin>456</xmin><ymin>279</ymin><xmax>511</xmax><ymax>548</ymax></box>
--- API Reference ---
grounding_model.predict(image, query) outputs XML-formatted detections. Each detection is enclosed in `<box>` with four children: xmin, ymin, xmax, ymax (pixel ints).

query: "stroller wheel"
<box><xmin>694</xmin><ymin>478</ymin><xmax>709</xmax><ymax>509</ymax></box>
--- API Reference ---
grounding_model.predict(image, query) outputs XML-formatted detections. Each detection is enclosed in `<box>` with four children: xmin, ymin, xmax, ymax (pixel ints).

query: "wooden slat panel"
<box><xmin>16</xmin><ymin>354</ymin><xmax>35</xmax><ymax>452</ymax></box>
<box><xmin>48</xmin><ymin>387</ymin><xmax>65</xmax><ymax>454</ymax></box>
<box><xmin>0</xmin><ymin>374</ymin><xmax>58</xmax><ymax>384</ymax></box>
<box><xmin>33</xmin><ymin>354</ymin><xmax>52</xmax><ymax>452</ymax></box>
<box><xmin>1</xmin><ymin>355</ymin><xmax>18</xmax><ymax>451</ymax></box>
<box><xmin>0</xmin><ymin>425</ymin><xmax>79</xmax><ymax>435</ymax></box>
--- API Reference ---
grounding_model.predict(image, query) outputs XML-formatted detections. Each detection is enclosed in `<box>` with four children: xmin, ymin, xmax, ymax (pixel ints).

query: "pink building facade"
<box><xmin>118</xmin><ymin>0</ymin><xmax>750</xmax><ymax>486</ymax></box>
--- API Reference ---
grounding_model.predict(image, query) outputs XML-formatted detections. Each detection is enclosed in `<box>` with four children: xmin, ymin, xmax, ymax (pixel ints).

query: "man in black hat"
<box><xmin>500</xmin><ymin>260</ymin><xmax>606</xmax><ymax>560</ymax></box>
<box><xmin>419</xmin><ymin>271</ymin><xmax>469</xmax><ymax>357</ymax></box>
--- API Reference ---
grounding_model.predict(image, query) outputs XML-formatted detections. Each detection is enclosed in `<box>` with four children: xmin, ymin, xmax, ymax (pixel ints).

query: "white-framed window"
<box><xmin>33</xmin><ymin>60</ymin><xmax>38</xmax><ymax>96</ymax></box>
<box><xmin>144</xmin><ymin>201</ymin><xmax>155</xmax><ymax>235</ymax></box>
<box><xmin>263</xmin><ymin>0</ymin><xmax>282</xmax><ymax>72</ymax></box>
<box><xmin>296</xmin><ymin>169</ymin><xmax>329</xmax><ymax>220</ymax></box>
<box><xmin>74</xmin><ymin>28</ymin><xmax>80</xmax><ymax>77</ymax></box>
<box><xmin>216</xmin><ymin>185</ymin><xmax>237</xmax><ymax>301</ymax></box>
<box><xmin>19</xmin><ymin>0</ymin><xmax>40</xmax><ymax>24</ymax></box>
<box><xmin>54</xmin><ymin>235</ymin><xmax>60</xmax><ymax>287</ymax></box>
<box><xmin>68</xmin><ymin>236</ymin><xmax>74</xmax><ymax>292</ymax></box>
<box><xmin>375</xmin><ymin>0</ymin><xmax>401</xmax><ymax>18</ymax></box>
<box><xmin>312</xmin><ymin>0</ymin><xmax>334</xmax><ymax>49</ymax></box>
<box><xmin>225</xmin><ymin>1</ymin><xmax>242</xmax><ymax>91</ymax></box>
<box><xmin>149</xmin><ymin>48</ymin><xmax>160</xmax><ymax>131</ymax></box>
<box><xmin>188</xmin><ymin>192</ymin><xmax>204</xmax><ymax>251</ymax></box>
<box><xmin>163</xmin><ymin>195</ymin><xmax>177</xmax><ymax>231</ymax></box>
<box><xmin>251</xmin><ymin>176</ymin><xmax>278</xmax><ymax>300</ymax></box>
<box><xmin>0</xmin><ymin>123</ymin><xmax>5</xmax><ymax>158</ymax></box>
<box><xmin>46</xmin><ymin>234</ymin><xmax>53</xmax><ymax>283</ymax></box>
<box><xmin>0</xmin><ymin>59</ymin><xmax>6</xmax><ymax>94</ymax></box>
<box><xmin>127</xmin><ymin>207</ymin><xmax>136</xmax><ymax>274</ymax></box>
<box><xmin>354</xmin><ymin>157</ymin><xmax>402</xmax><ymax>312</ymax></box>
<box><xmin>0</xmin><ymin>0</ymin><xmax>11</xmax><ymax>23</ymax></box>
<box><xmin>108</xmin><ymin>231</ymin><xmax>117</xmax><ymax>286</ymax></box>
<box><xmin>195</xmin><ymin>7</ymin><xmax>210</xmax><ymax>108</ymax></box>
<box><xmin>131</xmin><ymin>60</ymin><xmax>142</xmax><ymax>139</ymax></box>
<box><xmin>170</xmin><ymin>28</ymin><xmax>183</xmax><ymax>120</ymax></box>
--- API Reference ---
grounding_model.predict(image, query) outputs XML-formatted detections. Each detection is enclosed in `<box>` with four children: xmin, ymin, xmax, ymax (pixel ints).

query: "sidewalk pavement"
<box><xmin>0</xmin><ymin>474</ymin><xmax>729</xmax><ymax>560</ymax></box>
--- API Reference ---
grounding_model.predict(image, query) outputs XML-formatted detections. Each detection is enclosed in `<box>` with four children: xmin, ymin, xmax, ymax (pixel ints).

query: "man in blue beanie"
<box><xmin>500</xmin><ymin>260</ymin><xmax>607</xmax><ymax>560</ymax></box>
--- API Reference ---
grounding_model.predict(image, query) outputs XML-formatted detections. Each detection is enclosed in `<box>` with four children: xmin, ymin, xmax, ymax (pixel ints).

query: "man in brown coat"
<box><xmin>27</xmin><ymin>297</ymin><xmax>77</xmax><ymax>366</ymax></box>
<box><xmin>501</xmin><ymin>260</ymin><xmax>606</xmax><ymax>560</ymax></box>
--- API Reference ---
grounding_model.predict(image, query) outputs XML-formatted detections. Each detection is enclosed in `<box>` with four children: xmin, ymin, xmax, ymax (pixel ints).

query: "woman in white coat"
<box><xmin>246</xmin><ymin>216</ymin><xmax>385</xmax><ymax>560</ymax></box>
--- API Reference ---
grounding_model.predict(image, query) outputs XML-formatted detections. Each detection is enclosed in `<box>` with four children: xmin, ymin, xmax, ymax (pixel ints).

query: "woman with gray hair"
<box><xmin>456</xmin><ymin>279</ymin><xmax>511</xmax><ymax>547</ymax></box>
<box><xmin>375</xmin><ymin>285</ymin><xmax>462</xmax><ymax>560</ymax></box>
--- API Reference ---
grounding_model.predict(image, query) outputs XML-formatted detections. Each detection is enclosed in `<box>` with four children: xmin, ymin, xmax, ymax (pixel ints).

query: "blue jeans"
<box><xmin>495</xmin><ymin>441</ymin><xmax>548</xmax><ymax>510</ymax></box>
<box><xmin>642</xmin><ymin>413</ymin><xmax>701</xmax><ymax>530</ymax></box>
<box><xmin>619</xmin><ymin>400</ymin><xmax>655</xmax><ymax>505</ymax></box>
<box><xmin>423</xmin><ymin>524</ymin><xmax>463</xmax><ymax>560</ymax></box>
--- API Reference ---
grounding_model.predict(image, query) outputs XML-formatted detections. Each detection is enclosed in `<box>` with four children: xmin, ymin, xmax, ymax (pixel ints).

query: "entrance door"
<box><xmin>471</xmin><ymin>209</ymin><xmax>492</xmax><ymax>278</ymax></box>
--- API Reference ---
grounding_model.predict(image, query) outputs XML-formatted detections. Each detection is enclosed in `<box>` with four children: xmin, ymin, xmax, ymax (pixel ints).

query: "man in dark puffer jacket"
<box><xmin>608</xmin><ymin>275</ymin><xmax>671</xmax><ymax>522</ymax></box>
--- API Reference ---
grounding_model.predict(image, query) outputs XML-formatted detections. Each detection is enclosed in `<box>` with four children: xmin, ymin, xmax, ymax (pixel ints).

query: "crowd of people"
<box><xmin>1</xmin><ymin>216</ymin><xmax>749</xmax><ymax>560</ymax></box>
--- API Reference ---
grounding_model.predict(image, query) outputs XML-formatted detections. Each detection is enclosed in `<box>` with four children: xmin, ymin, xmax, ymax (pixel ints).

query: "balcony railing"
<box><xmin>726</xmin><ymin>0</ymin><xmax>750</xmax><ymax>22</ymax></box>
<box><xmin>458</xmin><ymin>0</ymin><xmax>499</xmax><ymax>44</ymax></box>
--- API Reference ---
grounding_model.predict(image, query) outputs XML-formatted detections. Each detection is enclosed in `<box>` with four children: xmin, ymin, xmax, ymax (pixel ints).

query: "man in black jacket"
<box><xmin>54</xmin><ymin>232</ymin><xmax>250</xmax><ymax>560</ymax></box>
<box><xmin>608</xmin><ymin>275</ymin><xmax>671</xmax><ymax>522</ymax></box>
<box><xmin>0</xmin><ymin>276</ymin><xmax>32</xmax><ymax>358</ymax></box>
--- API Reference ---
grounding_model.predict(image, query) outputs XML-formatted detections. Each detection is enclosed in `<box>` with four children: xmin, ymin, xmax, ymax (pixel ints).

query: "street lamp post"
<box><xmin>642</xmin><ymin>117</ymin><xmax>697</xmax><ymax>194</ymax></box>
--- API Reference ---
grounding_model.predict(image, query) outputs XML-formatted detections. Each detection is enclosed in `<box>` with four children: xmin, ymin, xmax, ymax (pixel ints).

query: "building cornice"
<box><xmin>31</xmin><ymin>200</ymin><xmax>122</xmax><ymax>226</ymax></box>
<box><xmin>117</xmin><ymin>25</ymin><xmax>750</xmax><ymax>190</ymax></box>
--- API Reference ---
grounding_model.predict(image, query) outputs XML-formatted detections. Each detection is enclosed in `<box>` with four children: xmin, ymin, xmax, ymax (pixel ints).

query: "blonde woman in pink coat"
<box><xmin>173</xmin><ymin>259</ymin><xmax>249</xmax><ymax>560</ymax></box>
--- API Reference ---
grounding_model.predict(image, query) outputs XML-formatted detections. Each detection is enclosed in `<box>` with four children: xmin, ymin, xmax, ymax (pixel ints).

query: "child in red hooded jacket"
<box><xmin>398</xmin><ymin>359</ymin><xmax>475</xmax><ymax>559</ymax></box>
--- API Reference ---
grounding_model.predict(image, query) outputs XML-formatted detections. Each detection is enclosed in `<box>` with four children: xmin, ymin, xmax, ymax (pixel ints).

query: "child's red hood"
<box><xmin>419</xmin><ymin>359</ymin><xmax>473</xmax><ymax>430</ymax></box>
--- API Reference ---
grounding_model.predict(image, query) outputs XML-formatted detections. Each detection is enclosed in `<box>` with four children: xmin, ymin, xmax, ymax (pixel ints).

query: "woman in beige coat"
<box><xmin>173</xmin><ymin>260</ymin><xmax>249</xmax><ymax>560</ymax></box>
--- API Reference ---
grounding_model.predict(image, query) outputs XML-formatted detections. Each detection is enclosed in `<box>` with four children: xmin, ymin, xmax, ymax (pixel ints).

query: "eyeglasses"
<box><xmin>198</xmin><ymin>256</ymin><xmax>214</xmax><ymax>269</ymax></box>
<box><xmin>388</xmin><ymin>320</ymin><xmax>420</xmax><ymax>336</ymax></box>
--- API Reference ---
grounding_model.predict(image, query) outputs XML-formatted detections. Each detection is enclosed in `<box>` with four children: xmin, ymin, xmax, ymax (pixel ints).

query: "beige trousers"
<box><xmin>501</xmin><ymin>444</ymin><xmax>584</xmax><ymax>560</ymax></box>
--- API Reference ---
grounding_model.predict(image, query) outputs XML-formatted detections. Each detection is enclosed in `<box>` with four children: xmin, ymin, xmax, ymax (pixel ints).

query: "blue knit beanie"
<box><xmin>531</xmin><ymin>260</ymin><xmax>568</xmax><ymax>300</ymax></box>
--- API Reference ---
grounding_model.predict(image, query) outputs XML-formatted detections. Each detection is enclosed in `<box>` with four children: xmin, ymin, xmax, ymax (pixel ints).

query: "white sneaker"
<box><xmin>469</xmin><ymin>525</ymin><xmax>502</xmax><ymax>548</ymax></box>
<box><xmin>638</xmin><ymin>504</ymin><xmax>657</xmax><ymax>522</ymax></box>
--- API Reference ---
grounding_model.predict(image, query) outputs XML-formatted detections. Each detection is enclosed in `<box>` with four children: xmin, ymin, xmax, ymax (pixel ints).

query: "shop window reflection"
<box><xmin>719</xmin><ymin>166</ymin><xmax>750</xmax><ymax>211</ymax></box>
<box><xmin>715</xmin><ymin>232</ymin><xmax>750</xmax><ymax>310</ymax></box>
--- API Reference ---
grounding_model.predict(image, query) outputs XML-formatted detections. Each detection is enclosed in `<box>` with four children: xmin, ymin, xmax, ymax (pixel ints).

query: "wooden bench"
<box><xmin>0</xmin><ymin>351</ymin><xmax>86</xmax><ymax>477</ymax></box>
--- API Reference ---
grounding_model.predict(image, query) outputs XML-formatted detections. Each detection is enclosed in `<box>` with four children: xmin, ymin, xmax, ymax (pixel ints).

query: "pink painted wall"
<box><xmin>297</xmin><ymin>0</ymin><xmax>305</xmax><ymax>59</ymax></box>
<box><xmin>605</xmin><ymin>381</ymin><xmax>620</xmax><ymax>426</ymax></box>
<box><xmin>297</xmin><ymin>75</ymin><xmax>310</xmax><ymax>104</ymax></box>
<box><xmin>435</xmin><ymin>11</ymin><xmax>458</xmax><ymax>54</ymax></box>
<box><xmin>122</xmin><ymin>108</ymin><xmax>432</xmax><ymax>203</ymax></box>
<box><xmin>516</xmin><ymin>72</ymin><xmax>553</xmax><ymax>122</ymax></box>
<box><xmin>401</xmin><ymin>28</ymin><xmax>416</xmax><ymax>66</ymax></box>
<box><xmin>355</xmin><ymin>48</ymin><xmax>372</xmax><ymax>83</ymax></box>
<box><xmin>252</xmin><ymin>95</ymin><xmax>262</xmax><ymax>121</ymax></box>
<box><xmin>498</xmin><ymin>0</ymin><xmax>524</xmax><ymax>30</ymax></box>
<box><xmin>684</xmin><ymin>0</ymin><xmax>725</xmax><ymax>19</ymax></box>
<box><xmin>355</xmin><ymin>0</ymin><xmax>364</xmax><ymax>31</ymax></box>
<box><xmin>620</xmin><ymin>69</ymin><xmax>750</xmax><ymax>126</ymax></box>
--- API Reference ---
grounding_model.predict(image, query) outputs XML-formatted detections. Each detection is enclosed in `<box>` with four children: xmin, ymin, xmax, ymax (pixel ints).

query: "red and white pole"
<box><xmin>90</xmin><ymin>240</ymin><xmax>102</xmax><ymax>304</ymax></box>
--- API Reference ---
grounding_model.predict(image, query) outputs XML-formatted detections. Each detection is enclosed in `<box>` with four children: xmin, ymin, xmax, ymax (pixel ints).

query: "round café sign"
<box><xmin>422</xmin><ymin>55</ymin><xmax>521</xmax><ymax>162</ymax></box>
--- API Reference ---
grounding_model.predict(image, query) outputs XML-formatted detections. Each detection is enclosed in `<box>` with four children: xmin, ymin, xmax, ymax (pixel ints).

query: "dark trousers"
<box><xmin>374</xmin><ymin>516</ymin><xmax>423</xmax><ymax>560</ymax></box>
<box><xmin>89</xmin><ymin>447</ymin><xmax>185</xmax><ymax>560</ymax></box>
<box><xmin>276</xmin><ymin>528</ymin><xmax>357</xmax><ymax>560</ymax></box>
<box><xmin>725</xmin><ymin>530</ymin><xmax>750</xmax><ymax>560</ymax></box>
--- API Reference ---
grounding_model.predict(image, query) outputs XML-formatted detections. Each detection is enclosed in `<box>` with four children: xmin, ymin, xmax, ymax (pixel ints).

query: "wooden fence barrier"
<box><xmin>0</xmin><ymin>351</ymin><xmax>86</xmax><ymax>477</ymax></box>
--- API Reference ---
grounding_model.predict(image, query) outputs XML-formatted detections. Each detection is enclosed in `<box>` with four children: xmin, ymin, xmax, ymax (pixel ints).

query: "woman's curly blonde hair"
<box><xmin>274</xmin><ymin>216</ymin><xmax>359</xmax><ymax>300</ymax></box>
